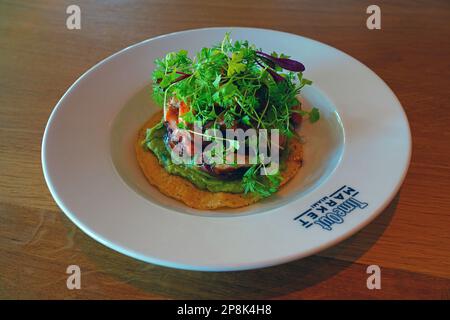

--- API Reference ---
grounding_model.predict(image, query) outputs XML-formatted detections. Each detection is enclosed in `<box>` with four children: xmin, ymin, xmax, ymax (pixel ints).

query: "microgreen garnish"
<box><xmin>151</xmin><ymin>32</ymin><xmax>320</xmax><ymax>198</ymax></box>
<box><xmin>242</xmin><ymin>164</ymin><xmax>283</xmax><ymax>198</ymax></box>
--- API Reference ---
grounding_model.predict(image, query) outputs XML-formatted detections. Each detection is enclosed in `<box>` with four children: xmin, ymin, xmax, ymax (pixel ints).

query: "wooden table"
<box><xmin>1</xmin><ymin>0</ymin><xmax>449</xmax><ymax>299</ymax></box>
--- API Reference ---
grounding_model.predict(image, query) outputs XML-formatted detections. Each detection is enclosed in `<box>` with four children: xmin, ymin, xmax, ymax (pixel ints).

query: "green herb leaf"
<box><xmin>227</xmin><ymin>51</ymin><xmax>246</xmax><ymax>77</ymax></box>
<box><xmin>213</xmin><ymin>73</ymin><xmax>221</xmax><ymax>89</ymax></box>
<box><xmin>242</xmin><ymin>164</ymin><xmax>282</xmax><ymax>198</ymax></box>
<box><xmin>241</xmin><ymin>115</ymin><xmax>251</xmax><ymax>126</ymax></box>
<box><xmin>309</xmin><ymin>107</ymin><xmax>320</xmax><ymax>123</ymax></box>
<box><xmin>180</xmin><ymin>110</ymin><xmax>196</xmax><ymax>124</ymax></box>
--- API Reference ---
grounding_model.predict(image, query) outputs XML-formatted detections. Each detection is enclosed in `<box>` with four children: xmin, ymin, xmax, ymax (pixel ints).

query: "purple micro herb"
<box><xmin>257</xmin><ymin>56</ymin><xmax>276</xmax><ymax>69</ymax></box>
<box><xmin>176</xmin><ymin>71</ymin><xmax>191</xmax><ymax>76</ymax></box>
<box><xmin>255</xmin><ymin>58</ymin><xmax>285</xmax><ymax>83</ymax></box>
<box><xmin>256</xmin><ymin>51</ymin><xmax>305</xmax><ymax>72</ymax></box>
<box><xmin>266</xmin><ymin>68</ymin><xmax>285</xmax><ymax>83</ymax></box>
<box><xmin>174</xmin><ymin>71</ymin><xmax>192</xmax><ymax>83</ymax></box>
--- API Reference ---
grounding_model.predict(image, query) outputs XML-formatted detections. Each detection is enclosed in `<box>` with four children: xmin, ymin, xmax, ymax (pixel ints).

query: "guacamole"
<box><xmin>144</xmin><ymin>122</ymin><xmax>245</xmax><ymax>193</ymax></box>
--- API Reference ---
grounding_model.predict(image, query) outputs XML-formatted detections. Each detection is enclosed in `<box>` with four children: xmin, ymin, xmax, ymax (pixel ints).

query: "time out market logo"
<box><xmin>293</xmin><ymin>185</ymin><xmax>368</xmax><ymax>231</ymax></box>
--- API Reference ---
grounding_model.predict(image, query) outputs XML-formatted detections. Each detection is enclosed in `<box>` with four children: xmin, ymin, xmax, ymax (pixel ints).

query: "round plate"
<box><xmin>42</xmin><ymin>27</ymin><xmax>411</xmax><ymax>271</ymax></box>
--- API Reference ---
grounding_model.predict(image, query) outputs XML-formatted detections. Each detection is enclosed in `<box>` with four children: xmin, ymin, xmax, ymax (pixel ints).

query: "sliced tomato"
<box><xmin>179</xmin><ymin>100</ymin><xmax>190</xmax><ymax>116</ymax></box>
<box><xmin>178</xmin><ymin>100</ymin><xmax>190</xmax><ymax>125</ymax></box>
<box><xmin>165</xmin><ymin>104</ymin><xmax>179</xmax><ymax>125</ymax></box>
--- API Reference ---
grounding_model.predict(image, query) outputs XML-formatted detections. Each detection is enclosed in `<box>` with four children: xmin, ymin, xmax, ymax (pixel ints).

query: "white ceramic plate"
<box><xmin>42</xmin><ymin>27</ymin><xmax>411</xmax><ymax>271</ymax></box>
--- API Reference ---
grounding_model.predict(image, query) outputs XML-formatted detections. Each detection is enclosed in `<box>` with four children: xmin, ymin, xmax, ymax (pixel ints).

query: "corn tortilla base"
<box><xmin>136</xmin><ymin>111</ymin><xmax>303</xmax><ymax>210</ymax></box>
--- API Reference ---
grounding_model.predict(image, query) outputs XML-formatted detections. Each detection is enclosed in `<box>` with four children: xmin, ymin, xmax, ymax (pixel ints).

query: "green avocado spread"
<box><xmin>143</xmin><ymin>122</ymin><xmax>288</xmax><ymax>194</ymax></box>
<box><xmin>143</xmin><ymin>122</ymin><xmax>245</xmax><ymax>193</ymax></box>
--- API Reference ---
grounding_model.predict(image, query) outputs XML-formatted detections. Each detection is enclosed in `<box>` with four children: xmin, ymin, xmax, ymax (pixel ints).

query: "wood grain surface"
<box><xmin>1</xmin><ymin>0</ymin><xmax>449</xmax><ymax>299</ymax></box>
